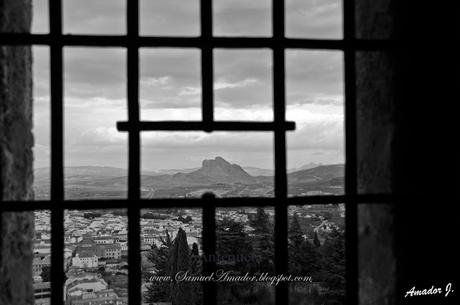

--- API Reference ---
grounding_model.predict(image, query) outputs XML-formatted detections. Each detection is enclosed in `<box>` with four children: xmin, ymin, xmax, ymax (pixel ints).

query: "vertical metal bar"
<box><xmin>202</xmin><ymin>193</ymin><xmax>217</xmax><ymax>305</ymax></box>
<box><xmin>50</xmin><ymin>207</ymin><xmax>64</xmax><ymax>305</ymax></box>
<box><xmin>201</xmin><ymin>0</ymin><xmax>214</xmax><ymax>127</ymax></box>
<box><xmin>201</xmin><ymin>0</ymin><xmax>213</xmax><ymax>38</ymax></box>
<box><xmin>273</xmin><ymin>54</ymin><xmax>289</xmax><ymax>305</ymax></box>
<box><xmin>273</xmin><ymin>1</ymin><xmax>289</xmax><ymax>304</ymax></box>
<box><xmin>127</xmin><ymin>1</ymin><xmax>141</xmax><ymax>305</ymax></box>
<box><xmin>201</xmin><ymin>49</ymin><xmax>214</xmax><ymax>127</ymax></box>
<box><xmin>127</xmin><ymin>0</ymin><xmax>140</xmax><ymax>200</ymax></box>
<box><xmin>201</xmin><ymin>1</ymin><xmax>216</xmax><ymax>303</ymax></box>
<box><xmin>272</xmin><ymin>0</ymin><xmax>285</xmax><ymax>38</ymax></box>
<box><xmin>49</xmin><ymin>0</ymin><xmax>63</xmax><ymax>202</ymax></box>
<box><xmin>344</xmin><ymin>0</ymin><xmax>359</xmax><ymax>304</ymax></box>
<box><xmin>49</xmin><ymin>1</ymin><xmax>65</xmax><ymax>305</ymax></box>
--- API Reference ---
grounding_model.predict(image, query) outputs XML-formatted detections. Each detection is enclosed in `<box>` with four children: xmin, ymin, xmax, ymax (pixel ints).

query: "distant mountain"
<box><xmin>34</xmin><ymin>166</ymin><xmax>128</xmax><ymax>188</ymax></box>
<box><xmin>148</xmin><ymin>165</ymin><xmax>273</xmax><ymax>177</ymax></box>
<box><xmin>33</xmin><ymin>161</ymin><xmax>344</xmax><ymax>199</ymax></box>
<box><xmin>96</xmin><ymin>157</ymin><xmax>258</xmax><ymax>188</ymax></box>
<box><xmin>242</xmin><ymin>167</ymin><xmax>274</xmax><ymax>176</ymax></box>
<box><xmin>147</xmin><ymin>167</ymin><xmax>199</xmax><ymax>176</ymax></box>
<box><xmin>288</xmin><ymin>164</ymin><xmax>344</xmax><ymax>184</ymax></box>
<box><xmin>35</xmin><ymin>166</ymin><xmax>127</xmax><ymax>179</ymax></box>
<box><xmin>171</xmin><ymin>157</ymin><xmax>258</xmax><ymax>185</ymax></box>
<box><xmin>287</xmin><ymin>162</ymin><xmax>322</xmax><ymax>173</ymax></box>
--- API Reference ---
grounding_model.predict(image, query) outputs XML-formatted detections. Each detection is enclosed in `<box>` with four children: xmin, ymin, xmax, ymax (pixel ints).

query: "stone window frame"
<box><xmin>0</xmin><ymin>1</ymin><xmax>397</xmax><ymax>305</ymax></box>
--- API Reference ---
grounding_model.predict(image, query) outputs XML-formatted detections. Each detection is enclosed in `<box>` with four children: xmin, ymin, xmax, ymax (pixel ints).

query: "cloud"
<box><xmin>214</xmin><ymin>0</ymin><xmax>271</xmax><ymax>36</ymax></box>
<box><xmin>214</xmin><ymin>49</ymin><xmax>272</xmax><ymax>82</ymax></box>
<box><xmin>64</xmin><ymin>101</ymin><xmax>342</xmax><ymax>151</ymax></box>
<box><xmin>288</xmin><ymin>121</ymin><xmax>344</xmax><ymax>151</ymax></box>
<box><xmin>32</xmin><ymin>46</ymin><xmax>50</xmax><ymax>100</ymax></box>
<box><xmin>286</xmin><ymin>0</ymin><xmax>342</xmax><ymax>38</ymax></box>
<box><xmin>32</xmin><ymin>0</ymin><xmax>49</xmax><ymax>33</ymax></box>
<box><xmin>141</xmin><ymin>131</ymin><xmax>275</xmax><ymax>170</ymax></box>
<box><xmin>215</xmin><ymin>78</ymin><xmax>257</xmax><ymax>90</ymax></box>
<box><xmin>140</xmin><ymin>0</ymin><xmax>200</xmax><ymax>36</ymax></box>
<box><xmin>286</xmin><ymin>50</ymin><xmax>344</xmax><ymax>106</ymax></box>
<box><xmin>178</xmin><ymin>86</ymin><xmax>201</xmax><ymax>97</ymax></box>
<box><xmin>32</xmin><ymin>26</ymin><xmax>344</xmax><ymax>109</ymax></box>
<box><xmin>31</xmin><ymin>1</ymin><xmax>345</xmax><ymax>169</ymax></box>
<box><xmin>214</xmin><ymin>106</ymin><xmax>273</xmax><ymax>121</ymax></box>
<box><xmin>141</xmin><ymin>76</ymin><xmax>171</xmax><ymax>87</ymax></box>
<box><xmin>33</xmin><ymin>0</ymin><xmax>342</xmax><ymax>38</ymax></box>
<box><xmin>214</xmin><ymin>49</ymin><xmax>272</xmax><ymax>108</ymax></box>
<box><xmin>61</xmin><ymin>102</ymin><xmax>343</xmax><ymax>167</ymax></box>
<box><xmin>140</xmin><ymin>107</ymin><xmax>202</xmax><ymax>121</ymax></box>
<box><xmin>76</xmin><ymin>127</ymin><xmax>127</xmax><ymax>145</ymax></box>
<box><xmin>287</xmin><ymin>103</ymin><xmax>342</xmax><ymax>123</ymax></box>
<box><xmin>139</xmin><ymin>49</ymin><xmax>202</xmax><ymax>109</ymax></box>
<box><xmin>63</xmin><ymin>0</ymin><xmax>126</xmax><ymax>34</ymax></box>
<box><xmin>32</xmin><ymin>102</ymin><xmax>345</xmax><ymax>170</ymax></box>
<box><xmin>64</xmin><ymin>48</ymin><xmax>126</xmax><ymax>100</ymax></box>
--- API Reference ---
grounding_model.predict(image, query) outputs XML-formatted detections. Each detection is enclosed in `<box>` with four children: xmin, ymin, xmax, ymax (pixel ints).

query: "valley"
<box><xmin>33</xmin><ymin>157</ymin><xmax>344</xmax><ymax>200</ymax></box>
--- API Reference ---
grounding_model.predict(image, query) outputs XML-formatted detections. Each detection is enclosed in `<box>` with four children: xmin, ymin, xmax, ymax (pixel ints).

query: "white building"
<box><xmin>72</xmin><ymin>253</ymin><xmax>98</xmax><ymax>269</ymax></box>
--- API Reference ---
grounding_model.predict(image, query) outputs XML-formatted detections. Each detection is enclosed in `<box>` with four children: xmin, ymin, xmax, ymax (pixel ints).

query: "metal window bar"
<box><xmin>343</xmin><ymin>1</ymin><xmax>359</xmax><ymax>305</ymax></box>
<box><xmin>49</xmin><ymin>1</ymin><xmax>65</xmax><ymax>305</ymax></box>
<box><xmin>0</xmin><ymin>0</ymin><xmax>402</xmax><ymax>305</ymax></box>
<box><xmin>272</xmin><ymin>2</ymin><xmax>289</xmax><ymax>305</ymax></box>
<box><xmin>126</xmin><ymin>1</ymin><xmax>142</xmax><ymax>305</ymax></box>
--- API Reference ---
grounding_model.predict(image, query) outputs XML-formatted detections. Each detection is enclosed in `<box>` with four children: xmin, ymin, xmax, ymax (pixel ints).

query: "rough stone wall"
<box><xmin>0</xmin><ymin>1</ymin><xmax>35</xmax><ymax>305</ymax></box>
<box><xmin>355</xmin><ymin>0</ymin><xmax>397</xmax><ymax>40</ymax></box>
<box><xmin>0</xmin><ymin>0</ymin><xmax>32</xmax><ymax>33</ymax></box>
<box><xmin>355</xmin><ymin>1</ymin><xmax>459</xmax><ymax>304</ymax></box>
<box><xmin>358</xmin><ymin>203</ymin><xmax>395</xmax><ymax>305</ymax></box>
<box><xmin>355</xmin><ymin>1</ymin><xmax>398</xmax><ymax>305</ymax></box>
<box><xmin>356</xmin><ymin>55</ymin><xmax>397</xmax><ymax>304</ymax></box>
<box><xmin>356</xmin><ymin>51</ymin><xmax>396</xmax><ymax>195</ymax></box>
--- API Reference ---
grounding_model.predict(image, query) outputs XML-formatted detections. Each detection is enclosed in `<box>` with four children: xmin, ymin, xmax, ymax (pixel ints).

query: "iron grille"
<box><xmin>0</xmin><ymin>1</ymin><xmax>398</xmax><ymax>305</ymax></box>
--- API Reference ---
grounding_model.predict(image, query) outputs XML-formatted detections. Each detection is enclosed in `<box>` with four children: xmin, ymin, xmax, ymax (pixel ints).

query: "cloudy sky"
<box><xmin>32</xmin><ymin>0</ymin><xmax>344</xmax><ymax>171</ymax></box>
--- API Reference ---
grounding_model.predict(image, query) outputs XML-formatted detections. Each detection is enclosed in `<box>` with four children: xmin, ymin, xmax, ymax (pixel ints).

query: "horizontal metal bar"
<box><xmin>0</xmin><ymin>33</ymin><xmax>54</xmax><ymax>45</ymax></box>
<box><xmin>117</xmin><ymin>121</ymin><xmax>296</xmax><ymax>132</ymax></box>
<box><xmin>0</xmin><ymin>33</ymin><xmax>400</xmax><ymax>51</ymax></box>
<box><xmin>0</xmin><ymin>194</ymin><xmax>396</xmax><ymax>211</ymax></box>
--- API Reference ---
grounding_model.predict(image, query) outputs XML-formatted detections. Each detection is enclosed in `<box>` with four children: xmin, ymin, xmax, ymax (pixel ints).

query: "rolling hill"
<box><xmin>33</xmin><ymin>158</ymin><xmax>344</xmax><ymax>199</ymax></box>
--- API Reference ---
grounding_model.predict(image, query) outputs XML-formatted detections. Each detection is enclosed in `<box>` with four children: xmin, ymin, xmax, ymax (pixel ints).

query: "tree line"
<box><xmin>144</xmin><ymin>208</ymin><xmax>345</xmax><ymax>305</ymax></box>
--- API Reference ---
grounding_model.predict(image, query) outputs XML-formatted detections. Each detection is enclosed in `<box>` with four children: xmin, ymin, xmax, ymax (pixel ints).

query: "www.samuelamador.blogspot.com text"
<box><xmin>148</xmin><ymin>269</ymin><xmax>313</xmax><ymax>286</ymax></box>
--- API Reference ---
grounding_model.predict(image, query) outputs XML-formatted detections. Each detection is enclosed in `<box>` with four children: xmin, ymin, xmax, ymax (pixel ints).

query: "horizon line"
<box><xmin>33</xmin><ymin>162</ymin><xmax>344</xmax><ymax>172</ymax></box>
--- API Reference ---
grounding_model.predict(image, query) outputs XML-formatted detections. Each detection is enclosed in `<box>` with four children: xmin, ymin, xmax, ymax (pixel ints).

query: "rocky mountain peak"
<box><xmin>195</xmin><ymin>157</ymin><xmax>256</xmax><ymax>184</ymax></box>
<box><xmin>202</xmin><ymin>156</ymin><xmax>230</xmax><ymax>169</ymax></box>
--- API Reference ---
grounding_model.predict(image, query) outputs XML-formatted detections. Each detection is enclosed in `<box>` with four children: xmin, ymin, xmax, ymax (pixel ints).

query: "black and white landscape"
<box><xmin>33</xmin><ymin>158</ymin><xmax>346</xmax><ymax>305</ymax></box>
<box><xmin>34</xmin><ymin>157</ymin><xmax>343</xmax><ymax>200</ymax></box>
<box><xmin>31</xmin><ymin>1</ymin><xmax>345</xmax><ymax>305</ymax></box>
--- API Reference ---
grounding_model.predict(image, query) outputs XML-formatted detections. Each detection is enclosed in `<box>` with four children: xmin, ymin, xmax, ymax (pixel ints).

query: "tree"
<box><xmin>313</xmin><ymin>231</ymin><xmax>321</xmax><ymax>248</ymax></box>
<box><xmin>289</xmin><ymin>213</ymin><xmax>304</xmax><ymax>245</ymax></box>
<box><xmin>321</xmin><ymin>227</ymin><xmax>345</xmax><ymax>304</ymax></box>
<box><xmin>250</xmin><ymin>208</ymin><xmax>274</xmax><ymax>272</ymax></box>
<box><xmin>190</xmin><ymin>243</ymin><xmax>203</xmax><ymax>305</ymax></box>
<box><xmin>217</xmin><ymin>216</ymin><xmax>273</xmax><ymax>305</ymax></box>
<box><xmin>190</xmin><ymin>242</ymin><xmax>201</xmax><ymax>274</ymax></box>
<box><xmin>288</xmin><ymin>214</ymin><xmax>321</xmax><ymax>276</ymax></box>
<box><xmin>40</xmin><ymin>265</ymin><xmax>51</xmax><ymax>282</ymax></box>
<box><xmin>144</xmin><ymin>230</ymin><xmax>173</xmax><ymax>304</ymax></box>
<box><xmin>159</xmin><ymin>229</ymin><xmax>174</xmax><ymax>249</ymax></box>
<box><xmin>250</xmin><ymin>208</ymin><xmax>271</xmax><ymax>231</ymax></box>
<box><xmin>169</xmin><ymin>228</ymin><xmax>192</xmax><ymax>305</ymax></box>
<box><xmin>145</xmin><ymin>230</ymin><xmax>173</xmax><ymax>280</ymax></box>
<box><xmin>216</xmin><ymin>218</ymin><xmax>253</xmax><ymax>272</ymax></box>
